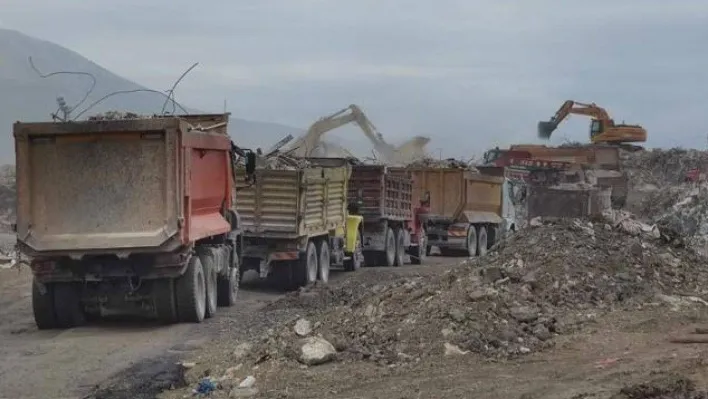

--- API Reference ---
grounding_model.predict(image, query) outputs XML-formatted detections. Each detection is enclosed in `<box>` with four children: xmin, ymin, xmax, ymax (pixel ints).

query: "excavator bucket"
<box><xmin>537</xmin><ymin>121</ymin><xmax>557</xmax><ymax>139</ymax></box>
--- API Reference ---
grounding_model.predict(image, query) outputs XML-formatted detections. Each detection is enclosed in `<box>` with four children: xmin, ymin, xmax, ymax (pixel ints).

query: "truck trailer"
<box><xmin>346</xmin><ymin>164</ymin><xmax>426</xmax><ymax>266</ymax></box>
<box><xmin>235</xmin><ymin>158</ymin><xmax>363</xmax><ymax>289</ymax></box>
<box><xmin>399</xmin><ymin>167</ymin><xmax>516</xmax><ymax>257</ymax></box>
<box><xmin>14</xmin><ymin>114</ymin><xmax>254</xmax><ymax>329</ymax></box>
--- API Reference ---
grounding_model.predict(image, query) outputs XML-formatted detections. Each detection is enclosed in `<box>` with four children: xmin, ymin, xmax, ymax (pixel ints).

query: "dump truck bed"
<box><xmin>14</xmin><ymin>114</ymin><xmax>234</xmax><ymax>255</ymax></box>
<box><xmin>347</xmin><ymin>164</ymin><xmax>412</xmax><ymax>222</ymax></box>
<box><xmin>234</xmin><ymin>159</ymin><xmax>350</xmax><ymax>238</ymax></box>
<box><xmin>394</xmin><ymin>167</ymin><xmax>504</xmax><ymax>224</ymax></box>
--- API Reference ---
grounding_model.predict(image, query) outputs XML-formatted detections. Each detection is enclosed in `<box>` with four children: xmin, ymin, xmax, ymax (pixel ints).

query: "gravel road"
<box><xmin>0</xmin><ymin>255</ymin><xmax>461</xmax><ymax>399</ymax></box>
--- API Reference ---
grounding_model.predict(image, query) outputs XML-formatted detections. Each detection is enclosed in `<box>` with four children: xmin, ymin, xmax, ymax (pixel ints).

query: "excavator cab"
<box><xmin>589</xmin><ymin>120</ymin><xmax>604</xmax><ymax>138</ymax></box>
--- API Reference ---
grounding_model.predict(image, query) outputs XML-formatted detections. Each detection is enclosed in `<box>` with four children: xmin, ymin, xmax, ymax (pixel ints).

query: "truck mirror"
<box><xmin>245</xmin><ymin>152</ymin><xmax>256</xmax><ymax>175</ymax></box>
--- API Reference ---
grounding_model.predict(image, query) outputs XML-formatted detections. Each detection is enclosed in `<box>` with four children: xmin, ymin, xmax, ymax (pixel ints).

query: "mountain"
<box><xmin>0</xmin><ymin>28</ymin><xmax>302</xmax><ymax>163</ymax></box>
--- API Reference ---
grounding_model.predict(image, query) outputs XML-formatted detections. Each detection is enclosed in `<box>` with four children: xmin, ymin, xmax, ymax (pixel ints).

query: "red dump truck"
<box><xmin>397</xmin><ymin>167</ymin><xmax>516</xmax><ymax>257</ymax></box>
<box><xmin>346</xmin><ymin>164</ymin><xmax>426</xmax><ymax>266</ymax></box>
<box><xmin>13</xmin><ymin>114</ymin><xmax>255</xmax><ymax>329</ymax></box>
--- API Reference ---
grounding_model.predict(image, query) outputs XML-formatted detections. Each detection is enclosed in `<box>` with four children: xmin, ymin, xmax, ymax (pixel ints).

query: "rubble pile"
<box><xmin>0</xmin><ymin>165</ymin><xmax>15</xmax><ymax>233</ymax></box>
<box><xmin>86</xmin><ymin>111</ymin><xmax>146</xmax><ymax>121</ymax></box>
<box><xmin>621</xmin><ymin>149</ymin><xmax>708</xmax><ymax>254</ymax></box>
<box><xmin>406</xmin><ymin>157</ymin><xmax>478</xmax><ymax>171</ymax></box>
<box><xmin>249</xmin><ymin>218</ymin><xmax>707</xmax><ymax>367</ymax></box>
<box><xmin>622</xmin><ymin>148</ymin><xmax>708</xmax><ymax>187</ymax></box>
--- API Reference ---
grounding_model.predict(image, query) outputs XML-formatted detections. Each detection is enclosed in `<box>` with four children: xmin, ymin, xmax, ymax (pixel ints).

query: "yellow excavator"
<box><xmin>285</xmin><ymin>104</ymin><xmax>430</xmax><ymax>164</ymax></box>
<box><xmin>537</xmin><ymin>100</ymin><xmax>647</xmax><ymax>151</ymax></box>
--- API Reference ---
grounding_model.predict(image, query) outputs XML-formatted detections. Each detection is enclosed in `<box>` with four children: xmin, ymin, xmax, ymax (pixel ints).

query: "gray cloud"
<box><xmin>2</xmin><ymin>0</ymin><xmax>708</xmax><ymax>156</ymax></box>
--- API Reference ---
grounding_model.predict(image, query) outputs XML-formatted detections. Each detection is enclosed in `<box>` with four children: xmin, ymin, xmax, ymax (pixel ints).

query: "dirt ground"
<box><xmin>157</xmin><ymin>288</ymin><xmax>708</xmax><ymax>399</ymax></box>
<box><xmin>0</xmin><ymin>255</ymin><xmax>456</xmax><ymax>399</ymax></box>
<box><xmin>208</xmin><ymin>309</ymin><xmax>708</xmax><ymax>399</ymax></box>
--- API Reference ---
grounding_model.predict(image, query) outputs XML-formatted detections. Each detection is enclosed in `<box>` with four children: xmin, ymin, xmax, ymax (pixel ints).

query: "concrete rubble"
<box><xmin>237</xmin><ymin>215</ymin><xmax>707</xmax><ymax>368</ymax></box>
<box><xmin>406</xmin><ymin>156</ymin><xmax>479</xmax><ymax>171</ymax></box>
<box><xmin>622</xmin><ymin>148</ymin><xmax>708</xmax><ymax>255</ymax></box>
<box><xmin>86</xmin><ymin>111</ymin><xmax>146</xmax><ymax>121</ymax></box>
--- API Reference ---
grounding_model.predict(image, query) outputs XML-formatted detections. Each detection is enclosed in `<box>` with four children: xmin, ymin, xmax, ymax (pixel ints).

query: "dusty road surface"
<box><xmin>0</xmin><ymin>254</ymin><xmax>460</xmax><ymax>399</ymax></box>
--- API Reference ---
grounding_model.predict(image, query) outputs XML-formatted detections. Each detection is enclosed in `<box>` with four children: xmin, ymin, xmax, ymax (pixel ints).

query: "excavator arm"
<box><xmin>286</xmin><ymin>104</ymin><xmax>429</xmax><ymax>164</ymax></box>
<box><xmin>537</xmin><ymin>100</ymin><xmax>612</xmax><ymax>139</ymax></box>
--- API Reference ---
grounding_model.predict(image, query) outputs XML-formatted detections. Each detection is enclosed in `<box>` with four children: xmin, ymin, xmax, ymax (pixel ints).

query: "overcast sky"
<box><xmin>2</xmin><ymin>1</ymin><xmax>708</xmax><ymax>157</ymax></box>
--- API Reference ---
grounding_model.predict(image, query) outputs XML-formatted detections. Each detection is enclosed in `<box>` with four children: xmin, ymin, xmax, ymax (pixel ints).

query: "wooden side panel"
<box><xmin>235</xmin><ymin>165</ymin><xmax>350</xmax><ymax>238</ymax></box>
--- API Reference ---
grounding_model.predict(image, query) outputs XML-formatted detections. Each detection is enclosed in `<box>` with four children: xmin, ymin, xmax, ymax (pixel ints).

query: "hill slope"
<box><xmin>0</xmin><ymin>28</ymin><xmax>302</xmax><ymax>162</ymax></box>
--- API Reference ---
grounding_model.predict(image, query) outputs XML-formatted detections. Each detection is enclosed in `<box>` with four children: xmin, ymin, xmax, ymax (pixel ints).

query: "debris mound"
<box><xmin>621</xmin><ymin>149</ymin><xmax>708</xmax><ymax>255</ymax></box>
<box><xmin>406</xmin><ymin>156</ymin><xmax>478</xmax><ymax>171</ymax></box>
<box><xmin>623</xmin><ymin>148</ymin><xmax>708</xmax><ymax>187</ymax></box>
<box><xmin>251</xmin><ymin>218</ymin><xmax>706</xmax><ymax>366</ymax></box>
<box><xmin>86</xmin><ymin>111</ymin><xmax>147</xmax><ymax>121</ymax></box>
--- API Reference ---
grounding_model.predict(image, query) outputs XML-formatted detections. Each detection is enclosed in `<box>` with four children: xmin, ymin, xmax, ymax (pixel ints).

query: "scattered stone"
<box><xmin>297</xmin><ymin>336</ymin><xmax>336</xmax><ymax>366</ymax></box>
<box><xmin>468</xmin><ymin>289</ymin><xmax>488</xmax><ymax>302</ymax></box>
<box><xmin>232</xmin><ymin>342</ymin><xmax>253</xmax><ymax>360</ymax></box>
<box><xmin>532</xmin><ymin>325</ymin><xmax>552</xmax><ymax>341</ymax></box>
<box><xmin>294</xmin><ymin>318</ymin><xmax>312</xmax><ymax>337</ymax></box>
<box><xmin>510</xmin><ymin>306</ymin><xmax>540</xmax><ymax>323</ymax></box>
<box><xmin>482</xmin><ymin>267</ymin><xmax>504</xmax><ymax>283</ymax></box>
<box><xmin>444</xmin><ymin>342</ymin><xmax>469</xmax><ymax>356</ymax></box>
<box><xmin>447</xmin><ymin>308</ymin><xmax>467</xmax><ymax>323</ymax></box>
<box><xmin>238</xmin><ymin>376</ymin><xmax>256</xmax><ymax>389</ymax></box>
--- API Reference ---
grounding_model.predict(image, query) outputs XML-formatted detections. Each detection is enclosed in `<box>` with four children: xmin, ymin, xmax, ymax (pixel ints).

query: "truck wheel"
<box><xmin>294</xmin><ymin>241</ymin><xmax>318</xmax><ymax>288</ymax></box>
<box><xmin>217</xmin><ymin>245</ymin><xmax>240</xmax><ymax>307</ymax></box>
<box><xmin>383</xmin><ymin>227</ymin><xmax>396</xmax><ymax>266</ymax></box>
<box><xmin>153</xmin><ymin>278</ymin><xmax>178</xmax><ymax>324</ymax></box>
<box><xmin>317</xmin><ymin>240</ymin><xmax>331</xmax><ymax>283</ymax></box>
<box><xmin>53</xmin><ymin>283</ymin><xmax>86</xmax><ymax>328</ymax></box>
<box><xmin>204</xmin><ymin>262</ymin><xmax>218</xmax><ymax>319</ymax></box>
<box><xmin>197</xmin><ymin>247</ymin><xmax>219</xmax><ymax>319</ymax></box>
<box><xmin>394</xmin><ymin>228</ymin><xmax>405</xmax><ymax>267</ymax></box>
<box><xmin>344</xmin><ymin>232</ymin><xmax>363</xmax><ymax>271</ymax></box>
<box><xmin>175</xmin><ymin>256</ymin><xmax>206</xmax><ymax>323</ymax></box>
<box><xmin>32</xmin><ymin>279</ymin><xmax>58</xmax><ymax>330</ymax></box>
<box><xmin>411</xmin><ymin>230</ymin><xmax>427</xmax><ymax>265</ymax></box>
<box><xmin>477</xmin><ymin>226</ymin><xmax>488</xmax><ymax>257</ymax></box>
<box><xmin>466</xmin><ymin>226</ymin><xmax>478</xmax><ymax>258</ymax></box>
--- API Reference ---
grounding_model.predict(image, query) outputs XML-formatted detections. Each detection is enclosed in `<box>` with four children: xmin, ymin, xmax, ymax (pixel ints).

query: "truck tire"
<box><xmin>153</xmin><ymin>278</ymin><xmax>178</xmax><ymax>324</ymax></box>
<box><xmin>411</xmin><ymin>229</ymin><xmax>427</xmax><ymax>265</ymax></box>
<box><xmin>477</xmin><ymin>226</ymin><xmax>488</xmax><ymax>257</ymax></box>
<box><xmin>32</xmin><ymin>279</ymin><xmax>58</xmax><ymax>330</ymax></box>
<box><xmin>293</xmin><ymin>241</ymin><xmax>318</xmax><ymax>288</ymax></box>
<box><xmin>466</xmin><ymin>226</ymin><xmax>478</xmax><ymax>258</ymax></box>
<box><xmin>394</xmin><ymin>228</ymin><xmax>405</xmax><ymax>267</ymax></box>
<box><xmin>53</xmin><ymin>283</ymin><xmax>86</xmax><ymax>328</ymax></box>
<box><xmin>197</xmin><ymin>247</ymin><xmax>219</xmax><ymax>319</ymax></box>
<box><xmin>217</xmin><ymin>244</ymin><xmax>240</xmax><ymax>307</ymax></box>
<box><xmin>317</xmin><ymin>240</ymin><xmax>331</xmax><ymax>283</ymax></box>
<box><xmin>383</xmin><ymin>227</ymin><xmax>396</xmax><ymax>266</ymax></box>
<box><xmin>175</xmin><ymin>256</ymin><xmax>206</xmax><ymax>323</ymax></box>
<box><xmin>205</xmin><ymin>262</ymin><xmax>218</xmax><ymax>319</ymax></box>
<box><xmin>344</xmin><ymin>232</ymin><xmax>363</xmax><ymax>272</ymax></box>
